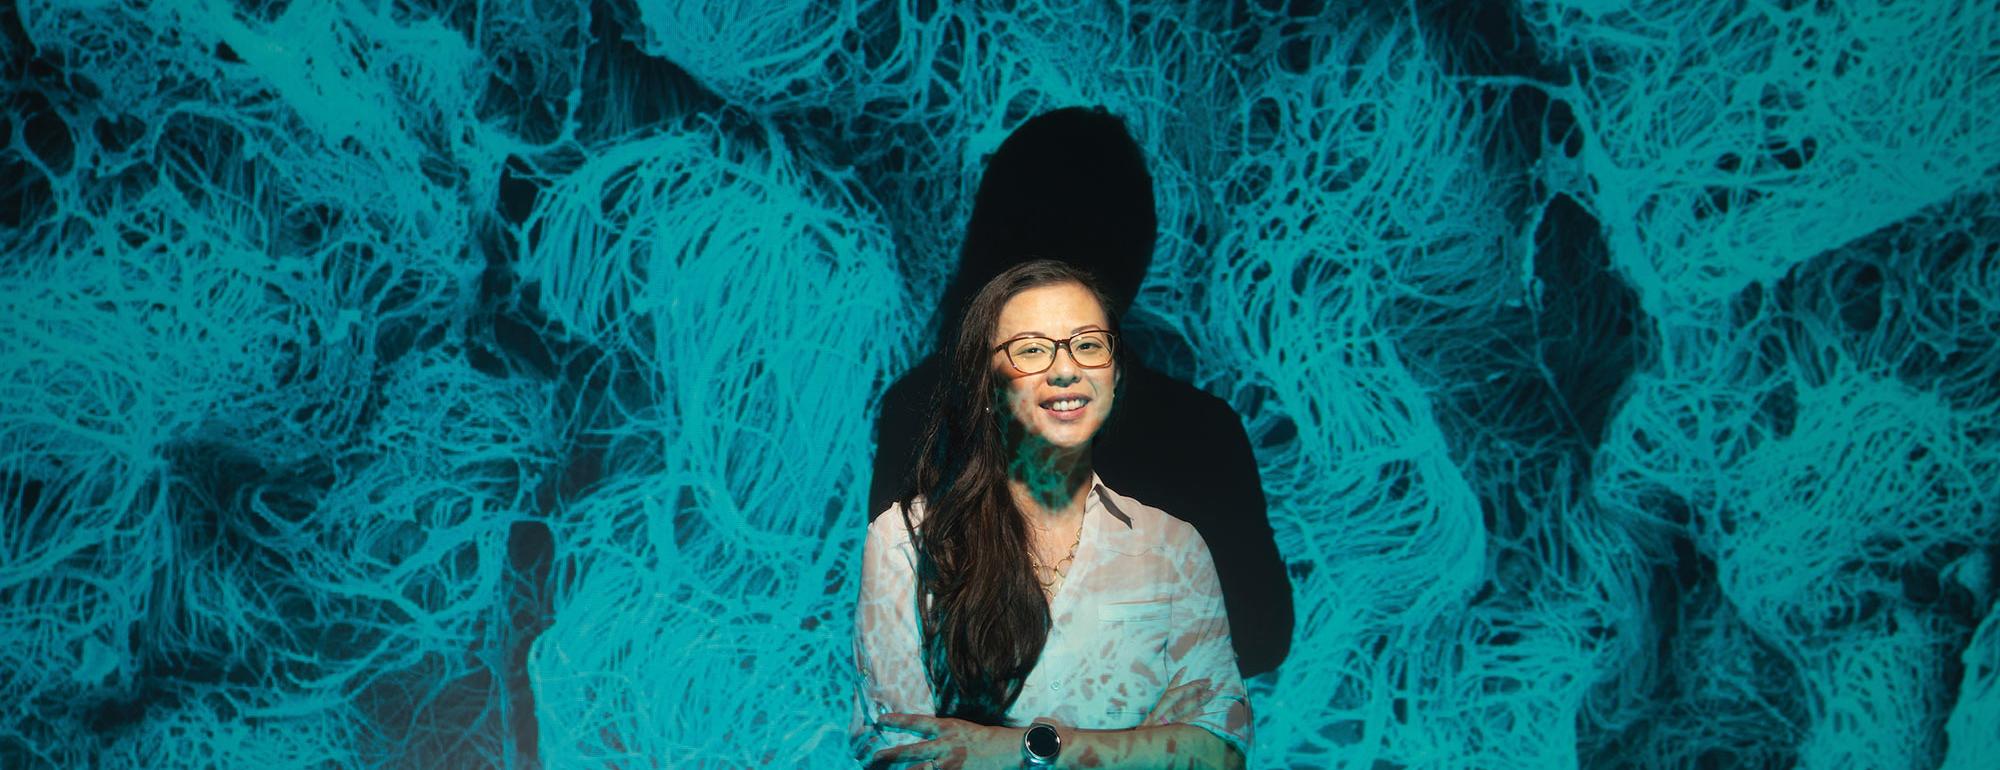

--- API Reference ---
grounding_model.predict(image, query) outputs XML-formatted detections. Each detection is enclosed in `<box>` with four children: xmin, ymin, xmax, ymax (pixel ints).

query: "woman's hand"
<box><xmin>869</xmin><ymin>714</ymin><xmax>1020</xmax><ymax>769</ymax></box>
<box><xmin>1141</xmin><ymin>668</ymin><xmax>1216</xmax><ymax>727</ymax></box>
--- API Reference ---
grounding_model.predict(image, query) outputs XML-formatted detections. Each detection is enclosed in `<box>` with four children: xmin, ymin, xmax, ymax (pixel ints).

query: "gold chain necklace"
<box><xmin>1032</xmin><ymin>520</ymin><xmax>1083</xmax><ymax>590</ymax></box>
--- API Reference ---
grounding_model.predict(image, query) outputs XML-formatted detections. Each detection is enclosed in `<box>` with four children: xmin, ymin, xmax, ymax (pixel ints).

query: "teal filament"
<box><xmin>1</xmin><ymin>1</ymin><xmax>1994</xmax><ymax>767</ymax></box>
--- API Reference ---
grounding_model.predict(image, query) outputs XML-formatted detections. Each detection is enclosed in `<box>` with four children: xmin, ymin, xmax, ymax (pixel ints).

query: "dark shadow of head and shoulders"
<box><xmin>867</xmin><ymin>106</ymin><xmax>1294</xmax><ymax>677</ymax></box>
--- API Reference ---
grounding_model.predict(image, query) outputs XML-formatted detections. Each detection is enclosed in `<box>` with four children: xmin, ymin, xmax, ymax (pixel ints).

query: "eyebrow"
<box><xmin>1000</xmin><ymin>324</ymin><xmax>1107</xmax><ymax>342</ymax></box>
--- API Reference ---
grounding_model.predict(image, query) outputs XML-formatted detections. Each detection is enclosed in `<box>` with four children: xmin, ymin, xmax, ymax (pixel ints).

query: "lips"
<box><xmin>1039</xmin><ymin>395</ymin><xmax>1091</xmax><ymax>420</ymax></box>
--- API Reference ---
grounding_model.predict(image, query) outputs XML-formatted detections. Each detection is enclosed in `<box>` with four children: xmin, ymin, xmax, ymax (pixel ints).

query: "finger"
<box><xmin>869</xmin><ymin>739</ymin><xmax>941</xmax><ymax>767</ymax></box>
<box><xmin>1154</xmin><ymin>685</ymin><xmax>1197</xmax><ymax>712</ymax></box>
<box><xmin>1160</xmin><ymin>688</ymin><xmax>1200</xmax><ymax>716</ymax></box>
<box><xmin>1143</xmin><ymin>690</ymin><xmax>1188</xmax><ymax>726</ymax></box>
<box><xmin>877</xmin><ymin>713</ymin><xmax>943</xmax><ymax>737</ymax></box>
<box><xmin>1162</xmin><ymin>679</ymin><xmax>1211</xmax><ymax>704</ymax></box>
<box><xmin>1159</xmin><ymin>680</ymin><xmax>1214</xmax><ymax>722</ymax></box>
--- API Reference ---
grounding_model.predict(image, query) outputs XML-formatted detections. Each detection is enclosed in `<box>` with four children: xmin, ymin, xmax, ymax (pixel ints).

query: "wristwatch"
<box><xmin>1021</xmin><ymin>720</ymin><xmax>1061</xmax><ymax>767</ymax></box>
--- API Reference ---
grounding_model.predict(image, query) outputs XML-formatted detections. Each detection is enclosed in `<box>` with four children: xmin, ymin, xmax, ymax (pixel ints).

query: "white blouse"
<box><xmin>850</xmin><ymin>477</ymin><xmax>1253</xmax><ymax>761</ymax></box>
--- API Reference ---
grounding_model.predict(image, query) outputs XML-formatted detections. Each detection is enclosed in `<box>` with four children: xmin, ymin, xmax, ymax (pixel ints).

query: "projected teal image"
<box><xmin>1</xmin><ymin>1</ymin><xmax>1996</xmax><ymax>768</ymax></box>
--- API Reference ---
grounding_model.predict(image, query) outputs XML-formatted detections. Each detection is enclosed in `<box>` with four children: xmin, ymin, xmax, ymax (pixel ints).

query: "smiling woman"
<box><xmin>852</xmin><ymin>260</ymin><xmax>1251</xmax><ymax>769</ymax></box>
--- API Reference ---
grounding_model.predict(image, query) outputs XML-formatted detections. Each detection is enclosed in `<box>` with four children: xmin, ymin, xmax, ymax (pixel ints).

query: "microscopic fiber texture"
<box><xmin>1</xmin><ymin>1</ymin><xmax>1995</xmax><ymax>768</ymax></box>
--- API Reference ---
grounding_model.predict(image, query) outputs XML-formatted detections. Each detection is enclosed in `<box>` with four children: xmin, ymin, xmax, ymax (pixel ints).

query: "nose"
<box><xmin>1044</xmin><ymin>345</ymin><xmax>1082</xmax><ymax>385</ymax></box>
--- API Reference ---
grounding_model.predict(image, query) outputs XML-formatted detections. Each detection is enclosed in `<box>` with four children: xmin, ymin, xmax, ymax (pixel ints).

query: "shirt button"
<box><xmin>1049</xmin><ymin>680</ymin><xmax>1061</xmax><ymax>690</ymax></box>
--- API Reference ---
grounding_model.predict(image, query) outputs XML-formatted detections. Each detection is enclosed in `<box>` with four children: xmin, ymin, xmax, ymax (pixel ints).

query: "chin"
<box><xmin>1030</xmin><ymin>416</ymin><xmax>1105</xmax><ymax>449</ymax></box>
<box><xmin>1036</xmin><ymin>433</ymin><xmax>1094</xmax><ymax>451</ymax></box>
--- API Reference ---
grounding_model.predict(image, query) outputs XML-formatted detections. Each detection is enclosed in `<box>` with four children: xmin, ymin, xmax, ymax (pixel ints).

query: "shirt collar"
<box><xmin>1088</xmin><ymin>473</ymin><xmax>1134</xmax><ymax>529</ymax></box>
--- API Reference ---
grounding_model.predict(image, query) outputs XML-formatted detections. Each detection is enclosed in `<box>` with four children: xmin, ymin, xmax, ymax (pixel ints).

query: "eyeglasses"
<box><xmin>993</xmin><ymin>330</ymin><xmax>1118</xmax><ymax>374</ymax></box>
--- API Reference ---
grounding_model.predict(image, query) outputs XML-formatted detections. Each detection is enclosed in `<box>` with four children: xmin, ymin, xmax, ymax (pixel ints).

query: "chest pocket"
<box><xmin>1096</xmin><ymin>599</ymin><xmax>1173</xmax><ymax>722</ymax></box>
<box><xmin>1097</xmin><ymin>599</ymin><xmax>1172</xmax><ymax>667</ymax></box>
<box><xmin>1098</xmin><ymin>600</ymin><xmax>1171</xmax><ymax>623</ymax></box>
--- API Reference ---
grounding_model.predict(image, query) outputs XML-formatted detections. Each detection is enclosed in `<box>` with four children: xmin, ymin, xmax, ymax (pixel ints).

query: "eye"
<box><xmin>1075</xmin><ymin>339</ymin><xmax>1103</xmax><ymax>351</ymax></box>
<box><xmin>1015</xmin><ymin>343</ymin><xmax>1048</xmax><ymax>356</ymax></box>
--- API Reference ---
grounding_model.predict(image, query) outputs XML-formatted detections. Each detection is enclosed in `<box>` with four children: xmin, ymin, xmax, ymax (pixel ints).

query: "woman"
<box><xmin>853</xmin><ymin>260</ymin><xmax>1251</xmax><ymax>769</ymax></box>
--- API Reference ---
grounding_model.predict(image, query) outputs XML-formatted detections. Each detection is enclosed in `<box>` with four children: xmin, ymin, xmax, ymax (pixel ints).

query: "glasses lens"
<box><xmin>1007</xmin><ymin>338</ymin><xmax>1055</xmax><ymax>372</ymax></box>
<box><xmin>1071</xmin><ymin>332</ymin><xmax>1114</xmax><ymax>367</ymax></box>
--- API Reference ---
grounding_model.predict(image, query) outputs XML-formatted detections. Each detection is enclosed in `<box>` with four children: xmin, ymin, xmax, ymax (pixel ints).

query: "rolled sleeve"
<box><xmin>850</xmin><ymin>507</ymin><xmax>935</xmax><ymax>761</ymax></box>
<box><xmin>1167</xmin><ymin>528</ymin><xmax>1254</xmax><ymax>760</ymax></box>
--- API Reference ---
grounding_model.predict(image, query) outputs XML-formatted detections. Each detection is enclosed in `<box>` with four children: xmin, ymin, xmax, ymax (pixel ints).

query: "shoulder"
<box><xmin>867</xmin><ymin>498</ymin><xmax>927</xmax><ymax>551</ymax></box>
<box><xmin>861</xmin><ymin>500</ymin><xmax>925</xmax><ymax>587</ymax></box>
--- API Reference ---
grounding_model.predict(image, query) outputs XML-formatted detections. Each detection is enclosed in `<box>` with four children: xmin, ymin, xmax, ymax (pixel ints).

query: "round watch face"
<box><xmin>1026</xmin><ymin>723</ymin><xmax>1060</xmax><ymax>759</ymax></box>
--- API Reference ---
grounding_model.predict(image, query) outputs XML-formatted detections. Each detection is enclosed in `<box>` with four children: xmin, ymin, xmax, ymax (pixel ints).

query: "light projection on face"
<box><xmin>991</xmin><ymin>282</ymin><xmax>1118</xmax><ymax>461</ymax></box>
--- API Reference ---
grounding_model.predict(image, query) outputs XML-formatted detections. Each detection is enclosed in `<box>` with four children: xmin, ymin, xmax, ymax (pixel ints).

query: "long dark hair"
<box><xmin>898</xmin><ymin>259</ymin><xmax>1122</xmax><ymax>723</ymax></box>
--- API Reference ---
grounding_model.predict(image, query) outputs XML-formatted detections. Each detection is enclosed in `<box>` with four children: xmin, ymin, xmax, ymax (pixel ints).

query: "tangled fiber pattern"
<box><xmin>1</xmin><ymin>1</ymin><xmax>1995</xmax><ymax>768</ymax></box>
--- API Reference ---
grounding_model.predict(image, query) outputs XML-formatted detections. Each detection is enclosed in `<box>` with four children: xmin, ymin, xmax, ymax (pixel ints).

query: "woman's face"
<box><xmin>991</xmin><ymin>282</ymin><xmax>1117</xmax><ymax>452</ymax></box>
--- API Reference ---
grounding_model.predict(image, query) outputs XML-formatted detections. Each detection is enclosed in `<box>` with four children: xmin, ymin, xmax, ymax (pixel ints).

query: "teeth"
<box><xmin>1048</xmin><ymin>398</ymin><xmax>1085</xmax><ymax>411</ymax></box>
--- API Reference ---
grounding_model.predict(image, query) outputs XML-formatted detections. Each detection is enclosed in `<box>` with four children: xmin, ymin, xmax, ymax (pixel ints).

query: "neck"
<box><xmin>1007</xmin><ymin>439</ymin><xmax>1092</xmax><ymax>523</ymax></box>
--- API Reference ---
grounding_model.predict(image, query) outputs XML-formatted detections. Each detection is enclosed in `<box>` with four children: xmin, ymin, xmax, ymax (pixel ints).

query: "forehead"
<box><xmin>993</xmin><ymin>282</ymin><xmax>1108</xmax><ymax>340</ymax></box>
